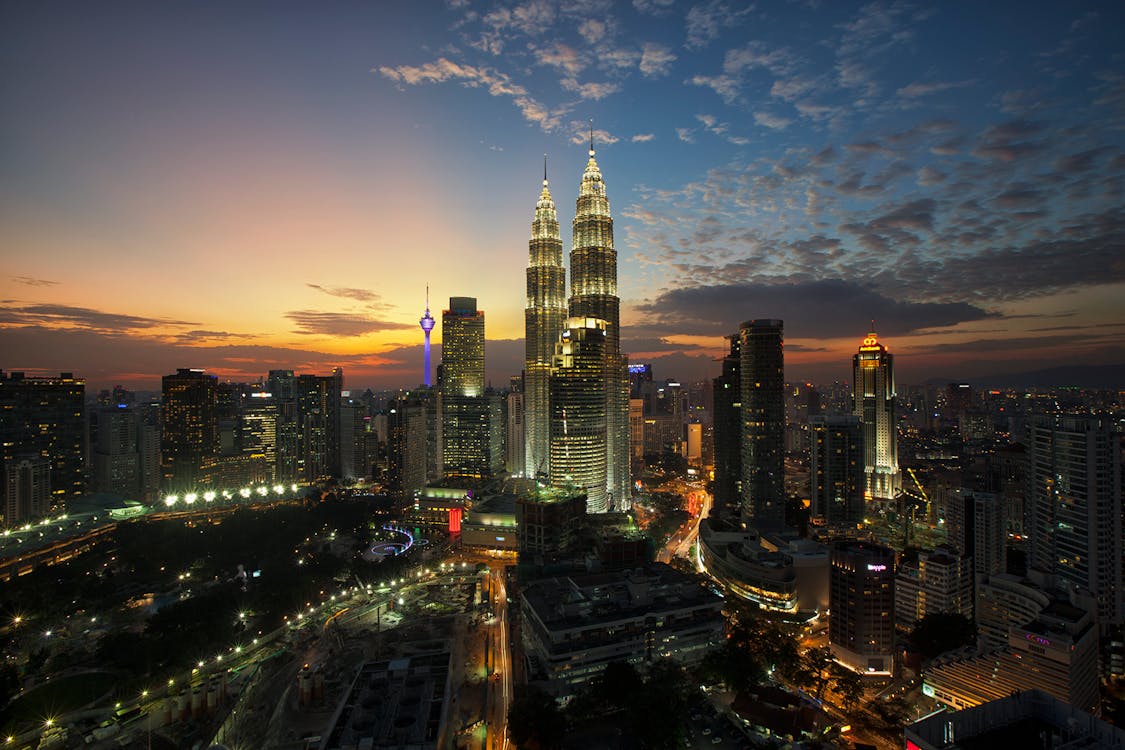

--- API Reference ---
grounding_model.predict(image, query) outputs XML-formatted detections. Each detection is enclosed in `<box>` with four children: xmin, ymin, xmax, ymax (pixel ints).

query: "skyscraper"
<box><xmin>739</xmin><ymin>319</ymin><xmax>785</xmax><ymax>528</ymax></box>
<box><xmin>568</xmin><ymin>135</ymin><xmax>630</xmax><ymax>509</ymax></box>
<box><xmin>830</xmin><ymin>540</ymin><xmax>896</xmax><ymax>676</ymax></box>
<box><xmin>0</xmin><ymin>370</ymin><xmax>86</xmax><ymax>505</ymax></box>
<box><xmin>161</xmin><ymin>368</ymin><xmax>218</xmax><ymax>491</ymax></box>
<box><xmin>441</xmin><ymin>297</ymin><xmax>492</xmax><ymax>478</ymax></box>
<box><xmin>525</xmin><ymin>159</ymin><xmax>566</xmax><ymax>482</ymax></box>
<box><xmin>1028</xmin><ymin>415</ymin><xmax>1123</xmax><ymax>628</ymax></box>
<box><xmin>420</xmin><ymin>286</ymin><xmax>435</xmax><ymax>387</ymax></box>
<box><xmin>550</xmin><ymin>317</ymin><xmax>608</xmax><ymax>513</ymax></box>
<box><xmin>852</xmin><ymin>329</ymin><xmax>900</xmax><ymax>500</ymax></box>
<box><xmin>712</xmin><ymin>334</ymin><xmax>742</xmax><ymax>520</ymax></box>
<box><xmin>809</xmin><ymin>414</ymin><xmax>864</xmax><ymax>528</ymax></box>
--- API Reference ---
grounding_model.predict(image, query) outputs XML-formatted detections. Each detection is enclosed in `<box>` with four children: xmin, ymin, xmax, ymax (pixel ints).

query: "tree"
<box><xmin>832</xmin><ymin>667</ymin><xmax>864</xmax><ymax>710</ymax></box>
<box><xmin>909</xmin><ymin>612</ymin><xmax>976</xmax><ymax>659</ymax></box>
<box><xmin>508</xmin><ymin>685</ymin><xmax>565</xmax><ymax>749</ymax></box>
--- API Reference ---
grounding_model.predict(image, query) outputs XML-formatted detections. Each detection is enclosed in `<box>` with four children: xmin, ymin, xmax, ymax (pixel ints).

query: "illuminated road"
<box><xmin>657</xmin><ymin>481</ymin><xmax>712</xmax><ymax>564</ymax></box>
<box><xmin>485</xmin><ymin>567</ymin><xmax>513</xmax><ymax>750</ymax></box>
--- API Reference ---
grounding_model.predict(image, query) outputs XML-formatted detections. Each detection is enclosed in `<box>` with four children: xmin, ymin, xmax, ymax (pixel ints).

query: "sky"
<box><xmin>2</xmin><ymin>0</ymin><xmax>1123</xmax><ymax>393</ymax></box>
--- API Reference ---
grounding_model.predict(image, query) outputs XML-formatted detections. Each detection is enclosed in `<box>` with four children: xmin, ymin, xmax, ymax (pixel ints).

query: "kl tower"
<box><xmin>419</xmin><ymin>285</ymin><xmax>435</xmax><ymax>386</ymax></box>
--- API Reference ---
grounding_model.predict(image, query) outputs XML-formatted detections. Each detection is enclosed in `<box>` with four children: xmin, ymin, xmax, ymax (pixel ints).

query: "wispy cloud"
<box><xmin>639</xmin><ymin>42</ymin><xmax>676</xmax><ymax>77</ymax></box>
<box><xmin>285</xmin><ymin>311</ymin><xmax>413</xmax><ymax>337</ymax></box>
<box><xmin>377</xmin><ymin>58</ymin><xmax>564</xmax><ymax>130</ymax></box>
<box><xmin>11</xmin><ymin>276</ymin><xmax>59</xmax><ymax>287</ymax></box>
<box><xmin>632</xmin><ymin>133</ymin><xmax>656</xmax><ymax>142</ymax></box>
<box><xmin>306</xmin><ymin>284</ymin><xmax>383</xmax><ymax>303</ymax></box>
<box><xmin>897</xmin><ymin>79</ymin><xmax>976</xmax><ymax>98</ymax></box>
<box><xmin>0</xmin><ymin>304</ymin><xmax>196</xmax><ymax>333</ymax></box>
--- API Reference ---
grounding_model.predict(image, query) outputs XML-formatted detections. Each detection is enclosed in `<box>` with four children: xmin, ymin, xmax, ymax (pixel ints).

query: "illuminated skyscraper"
<box><xmin>740</xmin><ymin>319</ymin><xmax>785</xmax><ymax>527</ymax></box>
<box><xmin>0</xmin><ymin>370</ymin><xmax>86</xmax><ymax>504</ymax></box>
<box><xmin>441</xmin><ymin>297</ymin><xmax>492</xmax><ymax>478</ymax></box>
<box><xmin>852</xmin><ymin>329</ymin><xmax>900</xmax><ymax>500</ymax></box>
<box><xmin>568</xmin><ymin>133</ymin><xmax>630</xmax><ymax>510</ymax></box>
<box><xmin>524</xmin><ymin>159</ymin><xmax>566</xmax><ymax>481</ymax></box>
<box><xmin>1028</xmin><ymin>415</ymin><xmax>1123</xmax><ymax>627</ymax></box>
<box><xmin>550</xmin><ymin>317</ymin><xmax>608</xmax><ymax>513</ymax></box>
<box><xmin>420</xmin><ymin>286</ymin><xmax>435</xmax><ymax>387</ymax></box>
<box><xmin>161</xmin><ymin>368</ymin><xmax>218</xmax><ymax>491</ymax></box>
<box><xmin>830</xmin><ymin>540</ymin><xmax>896</xmax><ymax>676</ymax></box>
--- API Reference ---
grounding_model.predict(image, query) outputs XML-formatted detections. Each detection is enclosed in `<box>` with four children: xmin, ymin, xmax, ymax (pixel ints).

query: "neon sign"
<box><xmin>1025</xmin><ymin>633</ymin><xmax>1051</xmax><ymax>647</ymax></box>
<box><xmin>867</xmin><ymin>564</ymin><xmax>887</xmax><ymax>572</ymax></box>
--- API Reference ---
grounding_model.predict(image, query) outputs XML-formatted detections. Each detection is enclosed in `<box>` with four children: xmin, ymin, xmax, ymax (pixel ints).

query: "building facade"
<box><xmin>852</xmin><ymin>330</ymin><xmax>900</xmax><ymax>500</ymax></box>
<box><xmin>568</xmin><ymin>140</ymin><xmax>630</xmax><ymax>510</ymax></box>
<box><xmin>809</xmin><ymin>414</ymin><xmax>864</xmax><ymax>528</ymax></box>
<box><xmin>829</xmin><ymin>540</ymin><xmax>896</xmax><ymax>676</ymax></box>
<box><xmin>441</xmin><ymin>297</ymin><xmax>493</xmax><ymax>479</ymax></box>
<box><xmin>712</xmin><ymin>334</ymin><xmax>742</xmax><ymax>520</ymax></box>
<box><xmin>0</xmin><ymin>370</ymin><xmax>86</xmax><ymax>506</ymax></box>
<box><xmin>524</xmin><ymin>165</ymin><xmax>567</xmax><ymax>482</ymax></box>
<box><xmin>1027</xmin><ymin>415</ymin><xmax>1123</xmax><ymax>628</ymax></box>
<box><xmin>161</xmin><ymin>368</ymin><xmax>218</xmax><ymax>492</ymax></box>
<box><xmin>550</xmin><ymin>317</ymin><xmax>608</xmax><ymax>513</ymax></box>
<box><xmin>739</xmin><ymin>320</ymin><xmax>785</xmax><ymax>528</ymax></box>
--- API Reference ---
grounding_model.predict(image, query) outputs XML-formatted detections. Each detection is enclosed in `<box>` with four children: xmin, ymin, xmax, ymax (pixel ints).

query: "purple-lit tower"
<box><xmin>420</xmin><ymin>286</ymin><xmax>435</xmax><ymax>387</ymax></box>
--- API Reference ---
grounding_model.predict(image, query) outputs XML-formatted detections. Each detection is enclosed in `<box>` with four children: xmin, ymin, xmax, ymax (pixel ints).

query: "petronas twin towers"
<box><xmin>524</xmin><ymin>141</ymin><xmax>630</xmax><ymax>512</ymax></box>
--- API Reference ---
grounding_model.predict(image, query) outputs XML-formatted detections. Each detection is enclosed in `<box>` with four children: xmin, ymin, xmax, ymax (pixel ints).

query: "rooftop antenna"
<box><xmin>589</xmin><ymin>119</ymin><xmax>595</xmax><ymax>156</ymax></box>
<box><xmin>543</xmin><ymin>153</ymin><xmax>548</xmax><ymax>186</ymax></box>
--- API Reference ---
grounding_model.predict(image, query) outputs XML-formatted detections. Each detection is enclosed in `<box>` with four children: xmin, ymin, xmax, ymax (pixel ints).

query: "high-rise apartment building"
<box><xmin>852</xmin><ymin>329</ymin><xmax>900</xmax><ymax>500</ymax></box>
<box><xmin>739</xmin><ymin>320</ymin><xmax>785</xmax><ymax>528</ymax></box>
<box><xmin>506</xmin><ymin>385</ymin><xmax>525</xmax><ymax>477</ymax></box>
<box><xmin>829</xmin><ymin>540</ymin><xmax>896</xmax><ymax>676</ymax></box>
<box><xmin>92</xmin><ymin>405</ymin><xmax>140</xmax><ymax>496</ymax></box>
<box><xmin>946</xmin><ymin>489</ymin><xmax>1006</xmax><ymax>580</ymax></box>
<box><xmin>895</xmin><ymin>546</ymin><xmax>973</xmax><ymax>629</ymax></box>
<box><xmin>441</xmin><ymin>297</ymin><xmax>492</xmax><ymax>478</ymax></box>
<box><xmin>809</xmin><ymin>414</ymin><xmax>864</xmax><ymax>528</ymax></box>
<box><xmin>712</xmin><ymin>334</ymin><xmax>742</xmax><ymax>520</ymax></box>
<box><xmin>550</xmin><ymin>318</ymin><xmax>608</xmax><ymax>513</ymax></box>
<box><xmin>568</xmin><ymin>139</ymin><xmax>630</xmax><ymax>510</ymax></box>
<box><xmin>267</xmin><ymin>370</ymin><xmax>300</xmax><ymax>483</ymax></box>
<box><xmin>1027</xmin><ymin>415</ymin><xmax>1123</xmax><ymax>628</ymax></box>
<box><xmin>524</xmin><ymin>164</ymin><xmax>566</xmax><ymax>482</ymax></box>
<box><xmin>240</xmin><ymin>392</ymin><xmax>278</xmax><ymax>479</ymax></box>
<box><xmin>0</xmin><ymin>370</ymin><xmax>86</xmax><ymax>504</ymax></box>
<box><xmin>3</xmin><ymin>457</ymin><xmax>50</xmax><ymax>525</ymax></box>
<box><xmin>161</xmin><ymin>368</ymin><xmax>218</xmax><ymax>491</ymax></box>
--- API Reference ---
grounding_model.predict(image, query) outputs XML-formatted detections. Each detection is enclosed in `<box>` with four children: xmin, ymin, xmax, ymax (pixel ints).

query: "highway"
<box><xmin>656</xmin><ymin>480</ymin><xmax>712</xmax><ymax>564</ymax></box>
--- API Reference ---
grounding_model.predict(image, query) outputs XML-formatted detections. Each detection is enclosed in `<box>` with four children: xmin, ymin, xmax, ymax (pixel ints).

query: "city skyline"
<box><xmin>2</xmin><ymin>2</ymin><xmax>1124</xmax><ymax>391</ymax></box>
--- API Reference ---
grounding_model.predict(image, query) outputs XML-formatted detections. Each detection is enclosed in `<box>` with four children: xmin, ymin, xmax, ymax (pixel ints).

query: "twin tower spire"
<box><xmin>524</xmin><ymin>140</ymin><xmax>630</xmax><ymax>512</ymax></box>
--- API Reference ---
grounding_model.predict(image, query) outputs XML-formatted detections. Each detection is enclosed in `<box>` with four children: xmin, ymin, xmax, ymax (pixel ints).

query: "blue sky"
<box><xmin>2</xmin><ymin>1</ymin><xmax>1123</xmax><ymax>389</ymax></box>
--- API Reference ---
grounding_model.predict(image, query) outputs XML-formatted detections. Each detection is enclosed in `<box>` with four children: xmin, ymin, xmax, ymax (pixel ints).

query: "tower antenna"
<box><xmin>589</xmin><ymin>119</ymin><xmax>595</xmax><ymax>155</ymax></box>
<box><xmin>544</xmin><ymin>154</ymin><xmax>548</xmax><ymax>186</ymax></box>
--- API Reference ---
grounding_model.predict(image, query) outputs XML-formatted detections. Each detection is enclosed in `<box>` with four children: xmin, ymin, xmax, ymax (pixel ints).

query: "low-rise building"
<box><xmin>924</xmin><ymin>601</ymin><xmax>1099</xmax><ymax>715</ymax></box>
<box><xmin>905</xmin><ymin>689</ymin><xmax>1125</xmax><ymax>750</ymax></box>
<box><xmin>520</xmin><ymin>564</ymin><xmax>723</xmax><ymax>693</ymax></box>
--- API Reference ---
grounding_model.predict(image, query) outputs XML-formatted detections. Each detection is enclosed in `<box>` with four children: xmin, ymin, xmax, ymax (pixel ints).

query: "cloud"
<box><xmin>632</xmin><ymin>280</ymin><xmax>996</xmax><ymax>339</ymax></box>
<box><xmin>897</xmin><ymin>79</ymin><xmax>975</xmax><ymax>98</ymax></box>
<box><xmin>560</xmin><ymin>78</ymin><xmax>621</xmax><ymax>100</ymax></box>
<box><xmin>534</xmin><ymin>42</ymin><xmax>585</xmax><ymax>77</ymax></box>
<box><xmin>306</xmin><ymin>284</ymin><xmax>383</xmax><ymax>303</ymax></box>
<box><xmin>676</xmin><ymin>127</ymin><xmax>695</xmax><ymax>143</ymax></box>
<box><xmin>578</xmin><ymin>18</ymin><xmax>608</xmax><ymax>44</ymax></box>
<box><xmin>639</xmin><ymin>42</ymin><xmax>676</xmax><ymax>77</ymax></box>
<box><xmin>632</xmin><ymin>133</ymin><xmax>655</xmax><ymax>142</ymax></box>
<box><xmin>685</xmin><ymin>1</ymin><xmax>742</xmax><ymax>49</ymax></box>
<box><xmin>569</xmin><ymin>122</ymin><xmax>619</xmax><ymax>145</ymax></box>
<box><xmin>754</xmin><ymin>112</ymin><xmax>793</xmax><ymax>130</ymax></box>
<box><xmin>284</xmin><ymin>311</ymin><xmax>413</xmax><ymax>336</ymax></box>
<box><xmin>0</xmin><ymin>303</ymin><xmax>196</xmax><ymax>333</ymax></box>
<box><xmin>11</xmin><ymin>276</ymin><xmax>59</xmax><ymax>287</ymax></box>
<box><xmin>377</xmin><ymin>57</ymin><xmax>564</xmax><ymax>130</ymax></box>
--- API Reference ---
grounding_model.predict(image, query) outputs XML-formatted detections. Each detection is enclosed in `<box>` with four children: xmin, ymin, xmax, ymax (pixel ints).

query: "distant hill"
<box><xmin>925</xmin><ymin>364</ymin><xmax>1125</xmax><ymax>390</ymax></box>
